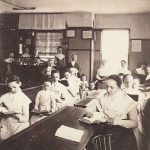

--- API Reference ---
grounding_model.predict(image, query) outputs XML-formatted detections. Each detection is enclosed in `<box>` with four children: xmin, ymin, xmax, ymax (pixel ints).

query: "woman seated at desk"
<box><xmin>41</xmin><ymin>58</ymin><xmax>57</xmax><ymax>81</ymax></box>
<box><xmin>51</xmin><ymin>70</ymin><xmax>74</xmax><ymax>108</ymax></box>
<box><xmin>134</xmin><ymin>62</ymin><xmax>148</xmax><ymax>84</ymax></box>
<box><xmin>96</xmin><ymin>60</ymin><xmax>110</xmax><ymax>89</ymax></box>
<box><xmin>117</xmin><ymin>60</ymin><xmax>131</xmax><ymax>75</ymax></box>
<box><xmin>122</xmin><ymin>74</ymin><xmax>146</xmax><ymax>150</ymax></box>
<box><xmin>61</xmin><ymin>70</ymin><xmax>80</xmax><ymax>102</ymax></box>
<box><xmin>86</xmin><ymin>75</ymin><xmax>138</xmax><ymax>150</ymax></box>
<box><xmin>0</xmin><ymin>75</ymin><xmax>31</xmax><ymax>140</ymax></box>
<box><xmin>30</xmin><ymin>78</ymin><xmax>57</xmax><ymax>125</ymax></box>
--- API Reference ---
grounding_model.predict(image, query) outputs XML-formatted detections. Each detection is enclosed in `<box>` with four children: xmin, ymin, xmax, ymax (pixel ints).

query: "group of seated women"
<box><xmin>0</xmin><ymin>58</ymin><xmax>150</xmax><ymax>150</ymax></box>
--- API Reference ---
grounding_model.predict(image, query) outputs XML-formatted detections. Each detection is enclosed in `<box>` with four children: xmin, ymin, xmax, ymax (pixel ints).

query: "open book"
<box><xmin>79</xmin><ymin>112</ymin><xmax>108</xmax><ymax>124</ymax></box>
<box><xmin>31</xmin><ymin>109</ymin><xmax>50</xmax><ymax>115</ymax></box>
<box><xmin>0</xmin><ymin>111</ymin><xmax>21</xmax><ymax>117</ymax></box>
<box><xmin>127</xmin><ymin>94</ymin><xmax>139</xmax><ymax>102</ymax></box>
<box><xmin>55</xmin><ymin>125</ymin><xmax>84</xmax><ymax>142</ymax></box>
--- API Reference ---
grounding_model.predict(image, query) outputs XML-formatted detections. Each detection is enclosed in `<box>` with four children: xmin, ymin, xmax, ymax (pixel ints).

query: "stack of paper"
<box><xmin>55</xmin><ymin>125</ymin><xmax>84</xmax><ymax>142</ymax></box>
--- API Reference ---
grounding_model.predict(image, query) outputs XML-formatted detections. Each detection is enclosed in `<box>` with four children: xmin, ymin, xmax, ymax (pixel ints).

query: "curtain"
<box><xmin>19</xmin><ymin>14</ymin><xmax>66</xmax><ymax>30</ymax></box>
<box><xmin>36</xmin><ymin>32</ymin><xmax>63</xmax><ymax>55</ymax></box>
<box><xmin>19</xmin><ymin>14</ymin><xmax>35</xmax><ymax>29</ymax></box>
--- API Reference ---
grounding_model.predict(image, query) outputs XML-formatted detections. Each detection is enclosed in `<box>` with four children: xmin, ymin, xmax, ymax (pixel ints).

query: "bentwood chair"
<box><xmin>92</xmin><ymin>134</ymin><xmax>112</xmax><ymax>150</ymax></box>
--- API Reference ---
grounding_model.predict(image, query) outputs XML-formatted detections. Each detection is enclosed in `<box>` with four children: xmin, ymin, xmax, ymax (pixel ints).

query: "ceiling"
<box><xmin>1</xmin><ymin>0</ymin><xmax>150</xmax><ymax>14</ymax></box>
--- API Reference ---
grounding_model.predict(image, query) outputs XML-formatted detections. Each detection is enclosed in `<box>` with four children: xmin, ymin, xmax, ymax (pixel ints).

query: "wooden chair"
<box><xmin>92</xmin><ymin>134</ymin><xmax>112</xmax><ymax>150</ymax></box>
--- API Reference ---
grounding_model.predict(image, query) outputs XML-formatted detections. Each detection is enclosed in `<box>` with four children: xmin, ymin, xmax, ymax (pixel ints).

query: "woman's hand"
<box><xmin>107</xmin><ymin>118</ymin><xmax>115</xmax><ymax>125</ymax></box>
<box><xmin>85</xmin><ymin>111</ymin><xmax>93</xmax><ymax>118</ymax></box>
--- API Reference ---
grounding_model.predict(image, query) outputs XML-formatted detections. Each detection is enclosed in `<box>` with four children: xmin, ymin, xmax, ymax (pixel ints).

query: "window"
<box><xmin>36</xmin><ymin>32</ymin><xmax>63</xmax><ymax>60</ymax></box>
<box><xmin>101</xmin><ymin>29</ymin><xmax>129</xmax><ymax>74</ymax></box>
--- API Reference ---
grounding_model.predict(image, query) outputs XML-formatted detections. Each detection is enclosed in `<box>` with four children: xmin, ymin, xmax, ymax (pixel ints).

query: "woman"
<box><xmin>0</xmin><ymin>75</ymin><xmax>31</xmax><ymax>140</ymax></box>
<box><xmin>30</xmin><ymin>78</ymin><xmax>57</xmax><ymax>125</ymax></box>
<box><xmin>67</xmin><ymin>53</ymin><xmax>81</xmax><ymax>77</ymax></box>
<box><xmin>51</xmin><ymin>70</ymin><xmax>74</xmax><ymax>108</ymax></box>
<box><xmin>123</xmin><ymin>74</ymin><xmax>146</xmax><ymax>150</ymax></box>
<box><xmin>86</xmin><ymin>75</ymin><xmax>138</xmax><ymax>150</ymax></box>
<box><xmin>96</xmin><ymin>60</ymin><xmax>110</xmax><ymax>89</ymax></box>
<box><xmin>55</xmin><ymin>46</ymin><xmax>66</xmax><ymax>78</ymax></box>
<box><xmin>41</xmin><ymin>58</ymin><xmax>57</xmax><ymax>81</ymax></box>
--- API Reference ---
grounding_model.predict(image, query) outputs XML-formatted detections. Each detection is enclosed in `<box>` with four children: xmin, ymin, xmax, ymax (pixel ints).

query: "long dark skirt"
<box><xmin>87</xmin><ymin>124</ymin><xmax>137</xmax><ymax>150</ymax></box>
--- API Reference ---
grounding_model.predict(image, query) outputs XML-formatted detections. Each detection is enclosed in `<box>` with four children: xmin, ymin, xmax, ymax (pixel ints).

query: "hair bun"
<box><xmin>7</xmin><ymin>75</ymin><xmax>20</xmax><ymax>83</ymax></box>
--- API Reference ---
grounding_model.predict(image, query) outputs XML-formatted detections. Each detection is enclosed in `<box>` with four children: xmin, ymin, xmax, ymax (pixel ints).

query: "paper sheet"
<box><xmin>55</xmin><ymin>125</ymin><xmax>84</xmax><ymax>142</ymax></box>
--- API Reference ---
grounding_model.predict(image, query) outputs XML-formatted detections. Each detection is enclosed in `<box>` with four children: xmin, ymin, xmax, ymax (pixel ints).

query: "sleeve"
<box><xmin>50</xmin><ymin>94</ymin><xmax>57</xmax><ymax>112</ymax></box>
<box><xmin>0</xmin><ymin>94</ymin><xmax>9</xmax><ymax>112</ymax></box>
<box><xmin>19</xmin><ymin>93</ymin><xmax>31</xmax><ymax>123</ymax></box>
<box><xmin>96</xmin><ymin>69</ymin><xmax>102</xmax><ymax>80</ymax></box>
<box><xmin>0</xmin><ymin>93</ymin><xmax>9</xmax><ymax>105</ymax></box>
<box><xmin>34</xmin><ymin>91</ymin><xmax>41</xmax><ymax>110</ymax></box>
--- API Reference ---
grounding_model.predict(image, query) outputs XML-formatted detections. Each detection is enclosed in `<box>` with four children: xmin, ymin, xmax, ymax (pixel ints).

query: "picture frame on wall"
<box><xmin>82</xmin><ymin>30</ymin><xmax>93</xmax><ymax>39</ymax></box>
<box><xmin>131</xmin><ymin>40</ymin><xmax>142</xmax><ymax>52</ymax></box>
<box><xmin>66</xmin><ymin>30</ymin><xmax>76</xmax><ymax>38</ymax></box>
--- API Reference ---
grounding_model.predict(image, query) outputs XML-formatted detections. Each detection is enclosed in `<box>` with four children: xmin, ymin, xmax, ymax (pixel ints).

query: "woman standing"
<box><xmin>86</xmin><ymin>75</ymin><xmax>138</xmax><ymax>150</ymax></box>
<box><xmin>55</xmin><ymin>46</ymin><xmax>66</xmax><ymax>78</ymax></box>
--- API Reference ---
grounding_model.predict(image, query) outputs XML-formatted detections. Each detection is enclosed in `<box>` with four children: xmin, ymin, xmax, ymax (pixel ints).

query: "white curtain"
<box><xmin>19</xmin><ymin>14</ymin><xmax>66</xmax><ymax>30</ymax></box>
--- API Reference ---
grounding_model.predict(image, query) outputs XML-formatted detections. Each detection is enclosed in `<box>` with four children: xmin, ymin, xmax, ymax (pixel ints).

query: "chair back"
<box><xmin>92</xmin><ymin>134</ymin><xmax>112</xmax><ymax>150</ymax></box>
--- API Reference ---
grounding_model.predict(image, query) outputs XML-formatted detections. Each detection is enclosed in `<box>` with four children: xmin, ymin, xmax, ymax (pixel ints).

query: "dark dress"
<box><xmin>143</xmin><ymin>98</ymin><xmax>150</xmax><ymax>150</ymax></box>
<box><xmin>67</xmin><ymin>62</ymin><xmax>80</xmax><ymax>77</ymax></box>
<box><xmin>87</xmin><ymin>91</ymin><xmax>138</xmax><ymax>150</ymax></box>
<box><xmin>55</xmin><ymin>55</ymin><xmax>65</xmax><ymax>78</ymax></box>
<box><xmin>96</xmin><ymin>124</ymin><xmax>137</xmax><ymax>150</ymax></box>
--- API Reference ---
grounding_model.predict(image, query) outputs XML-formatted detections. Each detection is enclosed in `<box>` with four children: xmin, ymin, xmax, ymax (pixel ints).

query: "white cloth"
<box><xmin>55</xmin><ymin>54</ymin><xmax>65</xmax><ymax>60</ymax></box>
<box><xmin>96</xmin><ymin>90</ymin><xmax>137</xmax><ymax>119</ymax></box>
<box><xmin>96</xmin><ymin>66</ymin><xmax>110</xmax><ymax>79</ymax></box>
<box><xmin>0</xmin><ymin>90</ymin><xmax>31</xmax><ymax>140</ymax></box>
<box><xmin>71</xmin><ymin>61</ymin><xmax>76</xmax><ymax>66</ymax></box>
<box><xmin>4</xmin><ymin>58</ymin><xmax>14</xmax><ymax>63</ymax></box>
<box><xmin>21</xmin><ymin>53</ymin><xmax>31</xmax><ymax>57</ymax></box>
<box><xmin>118</xmin><ymin>67</ymin><xmax>131</xmax><ymax>75</ymax></box>
<box><xmin>135</xmin><ymin>68</ymin><xmax>146</xmax><ymax>75</ymax></box>
<box><xmin>34</xmin><ymin>90</ymin><xmax>56</xmax><ymax>112</ymax></box>
<box><xmin>51</xmin><ymin>82</ymin><xmax>74</xmax><ymax>106</ymax></box>
<box><xmin>30</xmin><ymin>90</ymin><xmax>56</xmax><ymax>125</ymax></box>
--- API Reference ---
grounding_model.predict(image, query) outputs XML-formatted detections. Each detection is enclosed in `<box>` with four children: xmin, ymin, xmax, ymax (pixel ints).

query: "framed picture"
<box><xmin>66</xmin><ymin>30</ymin><xmax>75</xmax><ymax>38</ymax></box>
<box><xmin>26</xmin><ymin>38</ymin><xmax>31</xmax><ymax>45</ymax></box>
<box><xmin>131</xmin><ymin>40</ymin><xmax>141</xmax><ymax>52</ymax></box>
<box><xmin>82</xmin><ymin>30</ymin><xmax>93</xmax><ymax>39</ymax></box>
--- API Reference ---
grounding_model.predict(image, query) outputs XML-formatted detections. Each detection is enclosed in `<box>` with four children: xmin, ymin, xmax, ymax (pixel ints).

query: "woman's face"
<box><xmin>57</xmin><ymin>48</ymin><xmax>62</xmax><ymax>54</ymax></box>
<box><xmin>106</xmin><ymin>79</ymin><xmax>120</xmax><ymax>96</ymax></box>
<box><xmin>89</xmin><ymin>83</ymin><xmax>95</xmax><ymax>90</ymax></box>
<box><xmin>133</xmin><ymin>79</ymin><xmax>140</xmax><ymax>89</ymax></box>
<box><xmin>8</xmin><ymin>81</ymin><xmax>20</xmax><ymax>93</ymax></box>
<box><xmin>52</xmin><ymin>73</ymin><xmax>60</xmax><ymax>82</ymax></box>
<box><xmin>81</xmin><ymin>76</ymin><xmax>86</xmax><ymax>81</ymax></box>
<box><xmin>123</xmin><ymin>75</ymin><xmax>133</xmax><ymax>88</ymax></box>
<box><xmin>43</xmin><ymin>81</ymin><xmax>51</xmax><ymax>90</ymax></box>
<box><xmin>64</xmin><ymin>72</ymin><xmax>70</xmax><ymax>79</ymax></box>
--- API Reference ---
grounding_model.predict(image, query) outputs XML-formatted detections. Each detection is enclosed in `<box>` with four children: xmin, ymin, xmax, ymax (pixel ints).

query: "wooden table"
<box><xmin>0</xmin><ymin>106</ymin><xmax>95</xmax><ymax>150</ymax></box>
<box><xmin>75</xmin><ymin>89</ymin><xmax>106</xmax><ymax>108</ymax></box>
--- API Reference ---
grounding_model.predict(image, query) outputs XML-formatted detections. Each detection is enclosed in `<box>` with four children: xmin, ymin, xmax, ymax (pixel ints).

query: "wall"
<box><xmin>1</xmin><ymin>13</ymin><xmax>150</xmax><ymax>82</ymax></box>
<box><xmin>95</xmin><ymin>13</ymin><xmax>150</xmax><ymax>39</ymax></box>
<box><xmin>94</xmin><ymin>13</ymin><xmax>150</xmax><ymax>72</ymax></box>
<box><xmin>68</xmin><ymin>28</ymin><xmax>91</xmax><ymax>81</ymax></box>
<box><xmin>0</xmin><ymin>14</ymin><xmax>19</xmax><ymax>82</ymax></box>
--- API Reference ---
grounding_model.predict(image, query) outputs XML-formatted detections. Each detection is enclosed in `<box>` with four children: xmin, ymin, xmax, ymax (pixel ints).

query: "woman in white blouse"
<box><xmin>0</xmin><ymin>75</ymin><xmax>31</xmax><ymax>140</ymax></box>
<box><xmin>86</xmin><ymin>75</ymin><xmax>138</xmax><ymax>150</ymax></box>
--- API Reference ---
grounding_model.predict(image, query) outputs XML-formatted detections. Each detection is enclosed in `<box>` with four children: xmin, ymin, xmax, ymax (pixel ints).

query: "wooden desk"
<box><xmin>75</xmin><ymin>90</ymin><xmax>105</xmax><ymax>108</ymax></box>
<box><xmin>75</xmin><ymin>97</ymin><xmax>93</xmax><ymax>108</ymax></box>
<box><xmin>0</xmin><ymin>106</ymin><xmax>94</xmax><ymax>150</ymax></box>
